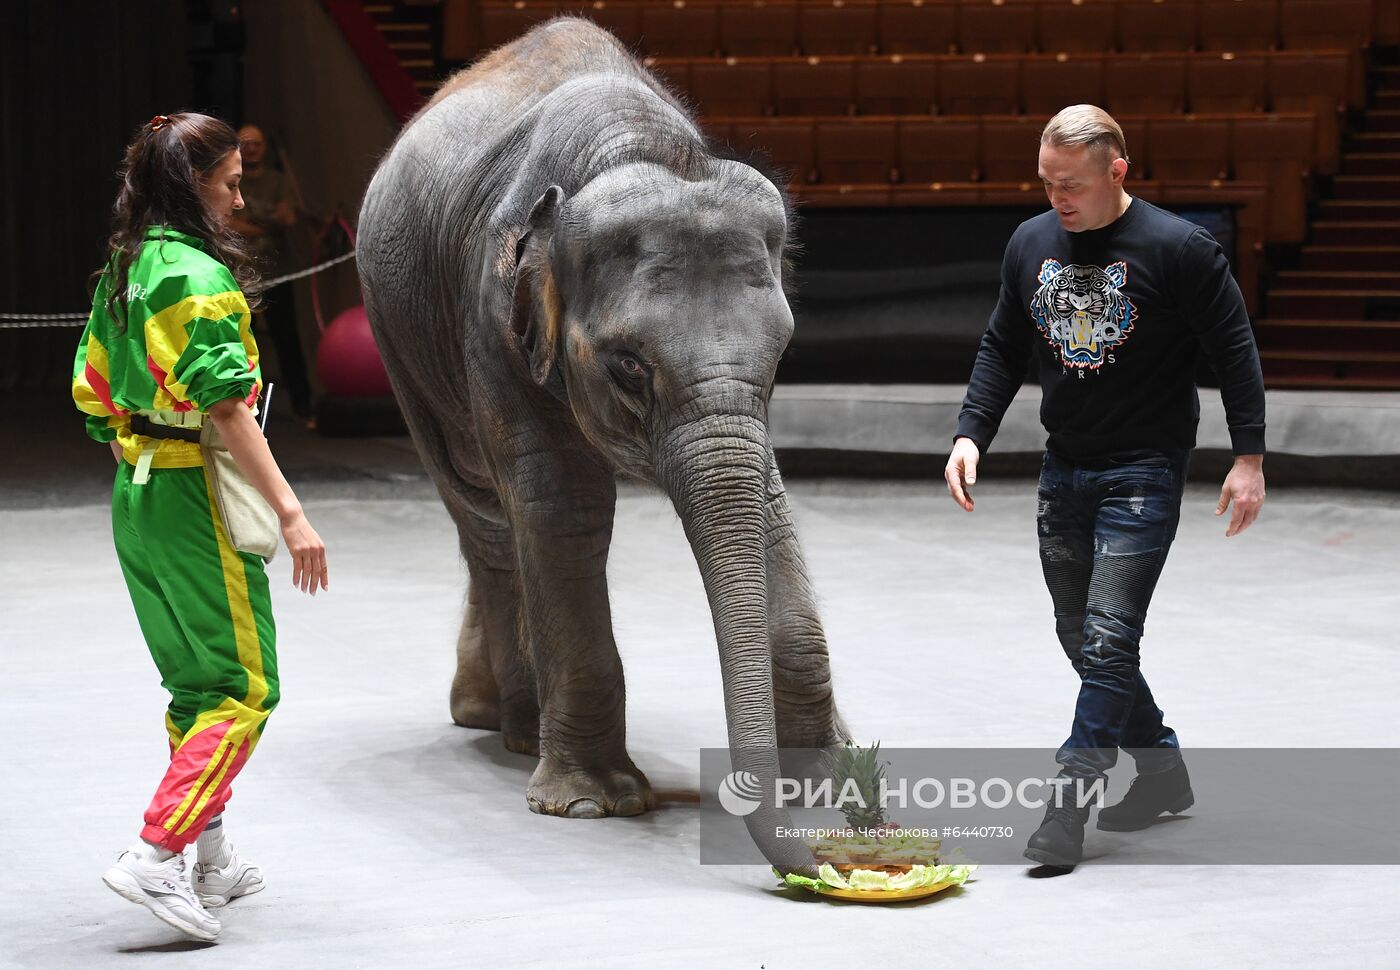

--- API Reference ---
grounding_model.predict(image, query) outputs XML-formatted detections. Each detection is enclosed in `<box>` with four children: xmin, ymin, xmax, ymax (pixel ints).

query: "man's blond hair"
<box><xmin>1041</xmin><ymin>105</ymin><xmax>1129</xmax><ymax>166</ymax></box>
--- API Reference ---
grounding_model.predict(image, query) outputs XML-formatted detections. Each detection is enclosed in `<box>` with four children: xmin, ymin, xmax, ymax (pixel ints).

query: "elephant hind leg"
<box><xmin>450</xmin><ymin>577</ymin><xmax>502</xmax><ymax>731</ymax></box>
<box><xmin>393</xmin><ymin>386</ymin><xmax>541</xmax><ymax>753</ymax></box>
<box><xmin>453</xmin><ymin>536</ymin><xmax>541</xmax><ymax>756</ymax></box>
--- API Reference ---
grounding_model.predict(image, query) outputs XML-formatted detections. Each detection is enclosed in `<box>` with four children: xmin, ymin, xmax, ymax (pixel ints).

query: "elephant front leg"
<box><xmin>764</xmin><ymin>458</ymin><xmax>849</xmax><ymax>750</ymax></box>
<box><xmin>509</xmin><ymin>467</ymin><xmax>655</xmax><ymax>819</ymax></box>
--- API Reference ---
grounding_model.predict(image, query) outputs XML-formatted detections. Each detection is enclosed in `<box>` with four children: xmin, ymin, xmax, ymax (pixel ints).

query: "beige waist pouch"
<box><xmin>200</xmin><ymin>422</ymin><xmax>279</xmax><ymax>561</ymax></box>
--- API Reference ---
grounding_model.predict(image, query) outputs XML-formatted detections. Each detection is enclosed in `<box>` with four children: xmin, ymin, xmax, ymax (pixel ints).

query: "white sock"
<box><xmin>197</xmin><ymin>817</ymin><xmax>233</xmax><ymax>868</ymax></box>
<box><xmin>134</xmin><ymin>839</ymin><xmax>177</xmax><ymax>863</ymax></box>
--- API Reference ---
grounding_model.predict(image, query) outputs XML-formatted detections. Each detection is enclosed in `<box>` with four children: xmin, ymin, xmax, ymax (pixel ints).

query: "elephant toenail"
<box><xmin>613</xmin><ymin>793</ymin><xmax>645</xmax><ymax>816</ymax></box>
<box><xmin>566</xmin><ymin>798</ymin><xmax>606</xmax><ymax>819</ymax></box>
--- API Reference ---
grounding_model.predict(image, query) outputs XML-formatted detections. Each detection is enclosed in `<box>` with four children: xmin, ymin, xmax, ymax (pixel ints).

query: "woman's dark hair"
<box><xmin>97</xmin><ymin>111</ymin><xmax>261</xmax><ymax>328</ymax></box>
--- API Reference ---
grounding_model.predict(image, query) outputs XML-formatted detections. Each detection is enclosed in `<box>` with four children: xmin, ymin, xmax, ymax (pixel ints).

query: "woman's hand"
<box><xmin>280</xmin><ymin>509</ymin><xmax>328</xmax><ymax>595</ymax></box>
<box><xmin>208</xmin><ymin>396</ymin><xmax>329</xmax><ymax>595</ymax></box>
<box><xmin>110</xmin><ymin>440</ymin><xmax>124</xmax><ymax>463</ymax></box>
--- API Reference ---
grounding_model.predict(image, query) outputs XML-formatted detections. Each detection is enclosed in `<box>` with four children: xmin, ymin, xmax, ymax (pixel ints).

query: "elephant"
<box><xmin>356</xmin><ymin>16</ymin><xmax>847</xmax><ymax>874</ymax></box>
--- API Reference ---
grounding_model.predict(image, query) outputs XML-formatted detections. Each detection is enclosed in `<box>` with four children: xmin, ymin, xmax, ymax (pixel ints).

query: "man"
<box><xmin>944</xmin><ymin>105</ymin><xmax>1266</xmax><ymax>869</ymax></box>
<box><xmin>232</xmin><ymin>123</ymin><xmax>314</xmax><ymax>420</ymax></box>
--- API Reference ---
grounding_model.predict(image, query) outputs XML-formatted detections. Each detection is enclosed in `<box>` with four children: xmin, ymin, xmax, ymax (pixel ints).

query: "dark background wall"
<box><xmin>0</xmin><ymin>0</ymin><xmax>245</xmax><ymax>390</ymax></box>
<box><xmin>0</xmin><ymin>0</ymin><xmax>394</xmax><ymax>395</ymax></box>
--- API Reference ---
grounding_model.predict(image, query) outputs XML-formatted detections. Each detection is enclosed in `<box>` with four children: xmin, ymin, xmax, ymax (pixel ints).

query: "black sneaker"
<box><xmin>1096</xmin><ymin>760</ymin><xmax>1194</xmax><ymax>831</ymax></box>
<box><xmin>1024</xmin><ymin>802</ymin><xmax>1091</xmax><ymax>868</ymax></box>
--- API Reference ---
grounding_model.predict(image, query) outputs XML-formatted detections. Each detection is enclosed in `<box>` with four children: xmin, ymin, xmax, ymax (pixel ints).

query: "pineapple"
<box><xmin>813</xmin><ymin>741</ymin><xmax>940</xmax><ymax>873</ymax></box>
<box><xmin>822</xmin><ymin>740</ymin><xmax>891</xmax><ymax>834</ymax></box>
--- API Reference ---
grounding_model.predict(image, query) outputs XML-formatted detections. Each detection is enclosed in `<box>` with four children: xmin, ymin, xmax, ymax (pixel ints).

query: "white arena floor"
<box><xmin>4</xmin><ymin>464</ymin><xmax>1398</xmax><ymax>967</ymax></box>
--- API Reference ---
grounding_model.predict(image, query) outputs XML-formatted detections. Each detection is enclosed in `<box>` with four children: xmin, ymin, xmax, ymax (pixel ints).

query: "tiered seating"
<box><xmin>651</xmin><ymin>51</ymin><xmax>1354</xmax><ymax>120</ymax></box>
<box><xmin>1198</xmin><ymin>0</ymin><xmax>1279</xmax><ymax>52</ymax></box>
<box><xmin>474</xmin><ymin>0</ymin><xmax>1378</xmax><ymax>58</ymax></box>
<box><xmin>1186</xmin><ymin>52</ymin><xmax>1268</xmax><ymax>114</ymax></box>
<box><xmin>434</xmin><ymin>0</ymin><xmax>1400</xmax><ymax>381</ymax></box>
<box><xmin>654</xmin><ymin>50</ymin><xmax>1353</xmax><ymax>176</ymax></box>
<box><xmin>710</xmin><ymin>114</ymin><xmax>1312</xmax><ymax>225</ymax></box>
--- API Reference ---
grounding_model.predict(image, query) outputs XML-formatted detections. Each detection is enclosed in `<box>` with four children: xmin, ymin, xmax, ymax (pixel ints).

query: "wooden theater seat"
<box><xmin>1036</xmin><ymin>0</ymin><xmax>1119</xmax><ymax>56</ymax></box>
<box><xmin>981</xmin><ymin>115</ymin><xmax>1048</xmax><ymax>182</ymax></box>
<box><xmin>898</xmin><ymin>116</ymin><xmax>981</xmax><ymax>182</ymax></box>
<box><xmin>798</xmin><ymin>0</ymin><xmax>881</xmax><ymax>56</ymax></box>
<box><xmin>815</xmin><ymin>119</ymin><xmax>900</xmax><ymax>183</ymax></box>
<box><xmin>876</xmin><ymin>0</ymin><xmax>959</xmax><ymax>56</ymax></box>
<box><xmin>688</xmin><ymin>58</ymin><xmax>773</xmax><ymax>117</ymax></box>
<box><xmin>771</xmin><ymin>57</ymin><xmax>856</xmax><ymax>115</ymax></box>
<box><xmin>729</xmin><ymin>117</ymin><xmax>818</xmax><ymax>183</ymax></box>
<box><xmin>1021</xmin><ymin>54</ymin><xmax>1105</xmax><ymax>117</ymax></box>
<box><xmin>1268</xmin><ymin>50</ymin><xmax>1350</xmax><ymax>174</ymax></box>
<box><xmin>1146</xmin><ymin>115</ymin><xmax>1231</xmax><ymax>180</ymax></box>
<box><xmin>1118</xmin><ymin>0</ymin><xmax>1198</xmax><ymax>52</ymax></box>
<box><xmin>855</xmin><ymin>56</ymin><xmax>939</xmax><ymax>115</ymax></box>
<box><xmin>939</xmin><ymin>54</ymin><xmax>1021</xmax><ymax>115</ymax></box>
<box><xmin>1104</xmin><ymin>54</ymin><xmax>1187</xmax><ymax>115</ymax></box>
<box><xmin>1231</xmin><ymin>112</ymin><xmax>1315</xmax><ymax>242</ymax></box>
<box><xmin>958</xmin><ymin>0</ymin><xmax>1038</xmax><ymax>55</ymax></box>
<box><xmin>718</xmin><ymin>1</ymin><xmax>800</xmax><ymax>57</ymax></box>
<box><xmin>1187</xmin><ymin>52</ymin><xmax>1269</xmax><ymax>113</ymax></box>
<box><xmin>1197</xmin><ymin>0</ymin><xmax>1280</xmax><ymax>52</ymax></box>
<box><xmin>1279</xmin><ymin>0</ymin><xmax>1373</xmax><ymax>50</ymax></box>
<box><xmin>638</xmin><ymin>2</ymin><xmax>720</xmax><ymax>57</ymax></box>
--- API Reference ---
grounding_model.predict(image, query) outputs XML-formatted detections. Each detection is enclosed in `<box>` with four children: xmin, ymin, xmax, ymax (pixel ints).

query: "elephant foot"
<box><xmin>499</xmin><ymin>690</ymin><xmax>541</xmax><ymax>756</ymax></box>
<box><xmin>450</xmin><ymin>694</ymin><xmax>501</xmax><ymax>731</ymax></box>
<box><xmin>526</xmin><ymin>757</ymin><xmax>655</xmax><ymax>819</ymax></box>
<box><xmin>504</xmin><ymin>732</ymin><xmax>540</xmax><ymax>757</ymax></box>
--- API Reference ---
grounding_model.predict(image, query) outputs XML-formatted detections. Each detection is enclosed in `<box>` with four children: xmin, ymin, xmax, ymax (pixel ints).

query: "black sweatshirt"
<box><xmin>956</xmin><ymin>198</ymin><xmax>1266</xmax><ymax>461</ymax></box>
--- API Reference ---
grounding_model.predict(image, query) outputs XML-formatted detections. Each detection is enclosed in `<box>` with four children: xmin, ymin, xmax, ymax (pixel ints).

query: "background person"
<box><xmin>943</xmin><ymin>104</ymin><xmax>1267</xmax><ymax>870</ymax></box>
<box><xmin>231</xmin><ymin>122</ymin><xmax>314</xmax><ymax>420</ymax></box>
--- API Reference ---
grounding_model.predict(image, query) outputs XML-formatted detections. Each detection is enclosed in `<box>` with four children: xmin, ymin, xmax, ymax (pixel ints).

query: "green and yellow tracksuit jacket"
<box><xmin>72</xmin><ymin>226</ymin><xmax>278</xmax><ymax>852</ymax></box>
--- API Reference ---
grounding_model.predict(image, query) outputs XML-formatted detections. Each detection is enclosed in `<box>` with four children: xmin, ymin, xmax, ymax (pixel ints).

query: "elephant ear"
<box><xmin>509</xmin><ymin>186</ymin><xmax>566</xmax><ymax>394</ymax></box>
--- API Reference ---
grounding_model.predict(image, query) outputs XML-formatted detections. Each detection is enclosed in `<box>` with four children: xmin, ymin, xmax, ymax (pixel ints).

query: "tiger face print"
<box><xmin>1029</xmin><ymin>259</ymin><xmax>1138</xmax><ymax>370</ymax></box>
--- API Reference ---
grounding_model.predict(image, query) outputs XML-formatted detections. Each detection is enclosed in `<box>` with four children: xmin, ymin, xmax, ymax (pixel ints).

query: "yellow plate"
<box><xmin>809</xmin><ymin>879</ymin><xmax>959</xmax><ymax>903</ymax></box>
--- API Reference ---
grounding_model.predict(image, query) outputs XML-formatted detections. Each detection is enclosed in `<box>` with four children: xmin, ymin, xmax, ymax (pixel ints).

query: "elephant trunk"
<box><xmin>658</xmin><ymin>409</ymin><xmax>818</xmax><ymax>877</ymax></box>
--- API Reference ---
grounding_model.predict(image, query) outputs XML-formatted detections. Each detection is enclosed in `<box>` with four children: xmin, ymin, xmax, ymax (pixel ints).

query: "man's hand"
<box><xmin>944</xmin><ymin>437</ymin><xmax>981</xmax><ymax>512</ymax></box>
<box><xmin>1216</xmin><ymin>454</ymin><xmax>1265</xmax><ymax>537</ymax></box>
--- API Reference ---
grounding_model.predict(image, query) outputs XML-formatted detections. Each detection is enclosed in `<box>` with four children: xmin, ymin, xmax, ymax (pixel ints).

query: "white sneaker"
<box><xmin>193</xmin><ymin>849</ymin><xmax>264</xmax><ymax>908</ymax></box>
<box><xmin>102</xmin><ymin>848</ymin><xmax>221</xmax><ymax>942</ymax></box>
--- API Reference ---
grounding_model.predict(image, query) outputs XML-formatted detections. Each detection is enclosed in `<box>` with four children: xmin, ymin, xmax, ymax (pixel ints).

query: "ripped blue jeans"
<box><xmin>1037</xmin><ymin>449</ymin><xmax>1190</xmax><ymax>783</ymax></box>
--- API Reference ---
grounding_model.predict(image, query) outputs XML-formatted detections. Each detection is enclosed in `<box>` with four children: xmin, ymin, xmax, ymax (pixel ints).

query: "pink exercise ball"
<box><xmin>316</xmin><ymin>305</ymin><xmax>392</xmax><ymax>397</ymax></box>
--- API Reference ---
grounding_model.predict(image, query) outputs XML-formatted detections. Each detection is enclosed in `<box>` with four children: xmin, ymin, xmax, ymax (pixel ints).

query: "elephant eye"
<box><xmin>611</xmin><ymin>352</ymin><xmax>650</xmax><ymax>391</ymax></box>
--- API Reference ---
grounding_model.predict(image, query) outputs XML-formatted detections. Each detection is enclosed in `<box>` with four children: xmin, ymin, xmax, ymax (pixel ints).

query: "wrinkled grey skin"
<box><xmin>357</xmin><ymin>18</ymin><xmax>847</xmax><ymax>874</ymax></box>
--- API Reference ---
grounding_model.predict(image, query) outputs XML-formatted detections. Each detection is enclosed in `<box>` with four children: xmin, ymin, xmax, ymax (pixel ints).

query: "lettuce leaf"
<box><xmin>817</xmin><ymin>863</ymin><xmax>851</xmax><ymax>889</ymax></box>
<box><xmin>780</xmin><ymin>863</ymin><xmax>978</xmax><ymax>894</ymax></box>
<box><xmin>775</xmin><ymin>869</ymin><xmax>827</xmax><ymax>892</ymax></box>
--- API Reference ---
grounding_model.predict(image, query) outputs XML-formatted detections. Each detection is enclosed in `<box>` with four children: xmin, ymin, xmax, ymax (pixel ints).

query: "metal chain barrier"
<box><xmin>0</xmin><ymin>249</ymin><xmax>357</xmax><ymax>330</ymax></box>
<box><xmin>258</xmin><ymin>248</ymin><xmax>357</xmax><ymax>289</ymax></box>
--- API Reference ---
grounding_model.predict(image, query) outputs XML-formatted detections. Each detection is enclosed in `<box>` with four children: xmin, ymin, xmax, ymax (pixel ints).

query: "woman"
<box><xmin>73</xmin><ymin>112</ymin><xmax>328</xmax><ymax>942</ymax></box>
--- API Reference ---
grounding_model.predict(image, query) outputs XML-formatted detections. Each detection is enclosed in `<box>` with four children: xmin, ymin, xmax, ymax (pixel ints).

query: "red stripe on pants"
<box><xmin>140</xmin><ymin>719</ymin><xmax>248</xmax><ymax>851</ymax></box>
